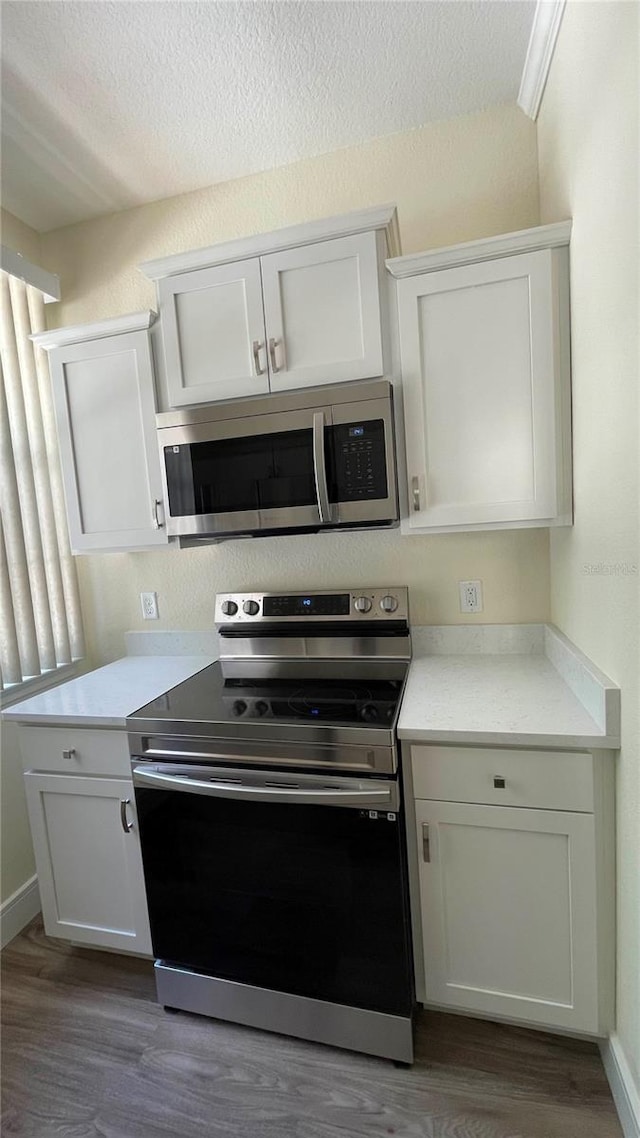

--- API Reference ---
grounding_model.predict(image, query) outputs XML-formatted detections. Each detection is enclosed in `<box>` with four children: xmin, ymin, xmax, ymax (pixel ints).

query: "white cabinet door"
<box><xmin>398</xmin><ymin>250</ymin><xmax>560</xmax><ymax>530</ymax></box>
<box><xmin>159</xmin><ymin>258</ymin><xmax>269</xmax><ymax>406</ymax></box>
<box><xmin>49</xmin><ymin>330</ymin><xmax>168</xmax><ymax>553</ymax></box>
<box><xmin>24</xmin><ymin>772</ymin><xmax>152</xmax><ymax>955</ymax></box>
<box><xmin>414</xmin><ymin>799</ymin><xmax>598</xmax><ymax>1032</ymax></box>
<box><xmin>261</xmin><ymin>232</ymin><xmax>384</xmax><ymax>391</ymax></box>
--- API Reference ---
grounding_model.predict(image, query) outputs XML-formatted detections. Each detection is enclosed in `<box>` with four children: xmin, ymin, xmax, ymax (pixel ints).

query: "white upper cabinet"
<box><xmin>32</xmin><ymin>312</ymin><xmax>168</xmax><ymax>554</ymax></box>
<box><xmin>260</xmin><ymin>232</ymin><xmax>384</xmax><ymax>391</ymax></box>
<box><xmin>387</xmin><ymin>222</ymin><xmax>573</xmax><ymax>533</ymax></box>
<box><xmin>141</xmin><ymin>205</ymin><xmax>399</xmax><ymax>408</ymax></box>
<box><xmin>158</xmin><ymin>257</ymin><xmax>269</xmax><ymax>406</ymax></box>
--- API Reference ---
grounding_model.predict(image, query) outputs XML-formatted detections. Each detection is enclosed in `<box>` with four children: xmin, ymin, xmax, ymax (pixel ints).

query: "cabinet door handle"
<box><xmin>411</xmin><ymin>476</ymin><xmax>421</xmax><ymax>512</ymax></box>
<box><xmin>62</xmin><ymin>748</ymin><xmax>76</xmax><ymax>761</ymax></box>
<box><xmin>152</xmin><ymin>499</ymin><xmax>164</xmax><ymax>529</ymax></box>
<box><xmin>493</xmin><ymin>775</ymin><xmax>506</xmax><ymax>789</ymax></box>
<box><xmin>422</xmin><ymin>823</ymin><xmax>431</xmax><ymax>862</ymax></box>
<box><xmin>252</xmin><ymin>340</ymin><xmax>265</xmax><ymax>376</ymax></box>
<box><xmin>268</xmin><ymin>337</ymin><xmax>283</xmax><ymax>373</ymax></box>
<box><xmin>120</xmin><ymin>798</ymin><xmax>134</xmax><ymax>833</ymax></box>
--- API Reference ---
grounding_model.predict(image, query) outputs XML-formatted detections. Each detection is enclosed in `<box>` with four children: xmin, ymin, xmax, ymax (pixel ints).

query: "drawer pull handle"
<box><xmin>120</xmin><ymin>799</ymin><xmax>134</xmax><ymax>834</ymax></box>
<box><xmin>422</xmin><ymin>823</ymin><xmax>431</xmax><ymax>862</ymax></box>
<box><xmin>62</xmin><ymin>748</ymin><xmax>77</xmax><ymax>760</ymax></box>
<box><xmin>493</xmin><ymin>775</ymin><xmax>506</xmax><ymax>789</ymax></box>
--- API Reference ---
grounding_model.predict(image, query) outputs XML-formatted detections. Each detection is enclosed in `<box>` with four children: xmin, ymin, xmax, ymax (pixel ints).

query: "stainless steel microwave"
<box><xmin>156</xmin><ymin>379</ymin><xmax>399</xmax><ymax>543</ymax></box>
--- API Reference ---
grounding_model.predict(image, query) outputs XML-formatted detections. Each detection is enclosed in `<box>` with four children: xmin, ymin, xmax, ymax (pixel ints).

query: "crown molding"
<box><xmin>386</xmin><ymin>221</ymin><xmax>572</xmax><ymax>279</ymax></box>
<box><xmin>140</xmin><ymin>204</ymin><xmax>400</xmax><ymax>280</ymax></box>
<box><xmin>30</xmin><ymin>310</ymin><xmax>156</xmax><ymax>350</ymax></box>
<box><xmin>1</xmin><ymin>245</ymin><xmax>60</xmax><ymax>303</ymax></box>
<box><xmin>518</xmin><ymin>0</ymin><xmax>567</xmax><ymax>120</ymax></box>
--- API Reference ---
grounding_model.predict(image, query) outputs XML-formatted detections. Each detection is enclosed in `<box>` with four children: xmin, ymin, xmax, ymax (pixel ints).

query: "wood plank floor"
<box><xmin>1</xmin><ymin>917</ymin><xmax>622</xmax><ymax>1138</ymax></box>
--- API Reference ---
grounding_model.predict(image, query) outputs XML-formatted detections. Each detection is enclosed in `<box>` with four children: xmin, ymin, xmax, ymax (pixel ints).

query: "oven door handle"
<box><xmin>312</xmin><ymin>410</ymin><xmax>331</xmax><ymax>525</ymax></box>
<box><xmin>132</xmin><ymin>766</ymin><xmax>394</xmax><ymax>808</ymax></box>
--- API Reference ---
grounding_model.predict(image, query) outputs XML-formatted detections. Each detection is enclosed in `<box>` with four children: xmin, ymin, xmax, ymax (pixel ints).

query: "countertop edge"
<box><xmin>7</xmin><ymin>714</ymin><xmax>129</xmax><ymax>729</ymax></box>
<box><xmin>398</xmin><ymin>728</ymin><xmax>620</xmax><ymax>750</ymax></box>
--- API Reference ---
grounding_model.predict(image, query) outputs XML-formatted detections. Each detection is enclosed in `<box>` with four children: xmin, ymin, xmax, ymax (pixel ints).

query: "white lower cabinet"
<box><xmin>415</xmin><ymin>800</ymin><xmax>597</xmax><ymax>1032</ymax></box>
<box><xmin>409</xmin><ymin>745</ymin><xmax>613</xmax><ymax>1035</ymax></box>
<box><xmin>20</xmin><ymin>728</ymin><xmax>152</xmax><ymax>956</ymax></box>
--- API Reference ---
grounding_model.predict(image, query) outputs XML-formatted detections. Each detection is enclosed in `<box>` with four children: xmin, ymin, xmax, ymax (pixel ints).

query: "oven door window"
<box><xmin>135</xmin><ymin>788</ymin><xmax>413</xmax><ymax>1017</ymax></box>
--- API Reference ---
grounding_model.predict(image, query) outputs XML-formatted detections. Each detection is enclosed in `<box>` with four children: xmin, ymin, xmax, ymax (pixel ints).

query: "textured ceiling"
<box><xmin>1</xmin><ymin>1</ymin><xmax>536</xmax><ymax>233</ymax></box>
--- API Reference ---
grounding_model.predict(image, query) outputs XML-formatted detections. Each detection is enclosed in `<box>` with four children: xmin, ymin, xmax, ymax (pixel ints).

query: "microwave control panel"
<box><xmin>330</xmin><ymin>420</ymin><xmax>388</xmax><ymax>501</ymax></box>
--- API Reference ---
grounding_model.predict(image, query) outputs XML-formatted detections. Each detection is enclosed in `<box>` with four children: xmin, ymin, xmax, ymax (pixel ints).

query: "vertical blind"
<box><xmin>0</xmin><ymin>271</ymin><xmax>84</xmax><ymax>692</ymax></box>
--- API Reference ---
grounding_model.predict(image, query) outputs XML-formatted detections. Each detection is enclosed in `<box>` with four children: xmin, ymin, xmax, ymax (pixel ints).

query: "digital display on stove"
<box><xmin>263</xmin><ymin>593</ymin><xmax>351</xmax><ymax>617</ymax></box>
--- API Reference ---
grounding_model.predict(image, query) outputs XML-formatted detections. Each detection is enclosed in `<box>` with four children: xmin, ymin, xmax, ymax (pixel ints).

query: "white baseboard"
<box><xmin>600</xmin><ymin>1035</ymin><xmax>640</xmax><ymax>1138</ymax></box>
<box><xmin>0</xmin><ymin>875</ymin><xmax>41</xmax><ymax>949</ymax></box>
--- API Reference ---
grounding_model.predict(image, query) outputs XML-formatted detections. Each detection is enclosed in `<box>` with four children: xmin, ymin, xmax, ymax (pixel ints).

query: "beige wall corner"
<box><xmin>39</xmin><ymin>102</ymin><xmax>539</xmax><ymax>327</ymax></box>
<box><xmin>1</xmin><ymin>208</ymin><xmax>42</xmax><ymax>263</ymax></box>
<box><xmin>537</xmin><ymin>0</ymin><xmax>640</xmax><ymax>1108</ymax></box>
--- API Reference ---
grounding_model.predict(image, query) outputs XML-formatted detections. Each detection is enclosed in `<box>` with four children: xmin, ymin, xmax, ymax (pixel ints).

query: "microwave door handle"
<box><xmin>312</xmin><ymin>411</ymin><xmax>331</xmax><ymax>524</ymax></box>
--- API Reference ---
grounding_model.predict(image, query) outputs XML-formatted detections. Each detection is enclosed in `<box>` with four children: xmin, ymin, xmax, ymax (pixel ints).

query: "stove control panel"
<box><xmin>215</xmin><ymin>587</ymin><xmax>409</xmax><ymax>624</ymax></box>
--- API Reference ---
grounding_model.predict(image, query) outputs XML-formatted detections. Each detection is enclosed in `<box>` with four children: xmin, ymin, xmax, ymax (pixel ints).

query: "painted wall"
<box><xmin>1</xmin><ymin>207</ymin><xmax>42</xmax><ymax>263</ymax></box>
<box><xmin>1</xmin><ymin>720</ymin><xmax>36</xmax><ymax>904</ymax></box>
<box><xmin>39</xmin><ymin>102</ymin><xmax>548</xmax><ymax>666</ymax></box>
<box><xmin>537</xmin><ymin>0</ymin><xmax>639</xmax><ymax>1097</ymax></box>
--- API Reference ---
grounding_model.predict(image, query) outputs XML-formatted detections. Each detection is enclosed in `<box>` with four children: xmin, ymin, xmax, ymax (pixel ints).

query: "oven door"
<box><xmin>132</xmin><ymin>763</ymin><xmax>413</xmax><ymax>1017</ymax></box>
<box><xmin>158</xmin><ymin>396</ymin><xmax>397</xmax><ymax>538</ymax></box>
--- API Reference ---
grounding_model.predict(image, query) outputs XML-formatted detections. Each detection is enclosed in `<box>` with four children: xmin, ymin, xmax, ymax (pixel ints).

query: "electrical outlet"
<box><xmin>459</xmin><ymin>580</ymin><xmax>483</xmax><ymax>614</ymax></box>
<box><xmin>140</xmin><ymin>591</ymin><xmax>159</xmax><ymax>620</ymax></box>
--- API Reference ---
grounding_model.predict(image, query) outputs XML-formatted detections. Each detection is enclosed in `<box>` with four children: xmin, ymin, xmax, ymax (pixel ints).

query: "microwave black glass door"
<box><xmin>135</xmin><ymin>786</ymin><xmax>413</xmax><ymax>1017</ymax></box>
<box><xmin>165</xmin><ymin>428</ymin><xmax>316</xmax><ymax>517</ymax></box>
<box><xmin>164</xmin><ymin>420</ymin><xmax>388</xmax><ymax>518</ymax></box>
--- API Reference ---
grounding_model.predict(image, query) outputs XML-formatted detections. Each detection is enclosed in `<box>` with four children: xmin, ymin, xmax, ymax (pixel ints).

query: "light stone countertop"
<box><xmin>398</xmin><ymin>654</ymin><xmax>616</xmax><ymax>749</ymax></box>
<box><xmin>2</xmin><ymin>624</ymin><xmax>620</xmax><ymax>749</ymax></box>
<box><xmin>2</xmin><ymin>654</ymin><xmax>215</xmax><ymax>729</ymax></box>
<box><xmin>399</xmin><ymin>624</ymin><xmax>620</xmax><ymax>750</ymax></box>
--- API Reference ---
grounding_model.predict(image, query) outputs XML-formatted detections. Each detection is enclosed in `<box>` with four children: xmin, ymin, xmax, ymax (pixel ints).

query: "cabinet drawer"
<box><xmin>410</xmin><ymin>745</ymin><xmax>593</xmax><ymax>812</ymax></box>
<box><xmin>18</xmin><ymin>726</ymin><xmax>131</xmax><ymax>777</ymax></box>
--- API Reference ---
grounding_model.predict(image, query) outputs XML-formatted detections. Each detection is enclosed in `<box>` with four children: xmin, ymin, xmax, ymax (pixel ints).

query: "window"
<box><xmin>0</xmin><ymin>271</ymin><xmax>84</xmax><ymax>698</ymax></box>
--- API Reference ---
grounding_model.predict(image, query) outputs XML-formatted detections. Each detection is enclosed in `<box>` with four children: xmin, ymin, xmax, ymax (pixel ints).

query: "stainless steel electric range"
<box><xmin>127</xmin><ymin>587</ymin><xmax>415</xmax><ymax>1063</ymax></box>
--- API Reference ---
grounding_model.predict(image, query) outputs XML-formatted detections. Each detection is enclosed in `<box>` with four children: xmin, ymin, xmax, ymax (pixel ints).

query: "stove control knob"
<box><xmin>243</xmin><ymin>600</ymin><xmax>260</xmax><ymax>616</ymax></box>
<box><xmin>232</xmin><ymin>700</ymin><xmax>247</xmax><ymax>717</ymax></box>
<box><xmin>360</xmin><ymin>704</ymin><xmax>380</xmax><ymax>722</ymax></box>
<box><xmin>221</xmin><ymin>600</ymin><xmax>238</xmax><ymax>616</ymax></box>
<box><xmin>380</xmin><ymin>595</ymin><xmax>398</xmax><ymax>613</ymax></box>
<box><xmin>354</xmin><ymin>596</ymin><xmax>372</xmax><ymax>614</ymax></box>
<box><xmin>254</xmin><ymin>700</ymin><xmax>269</xmax><ymax>717</ymax></box>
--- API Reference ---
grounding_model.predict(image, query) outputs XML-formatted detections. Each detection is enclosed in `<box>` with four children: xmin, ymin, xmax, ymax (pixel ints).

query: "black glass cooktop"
<box><xmin>128</xmin><ymin>661</ymin><xmax>405</xmax><ymax>731</ymax></box>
